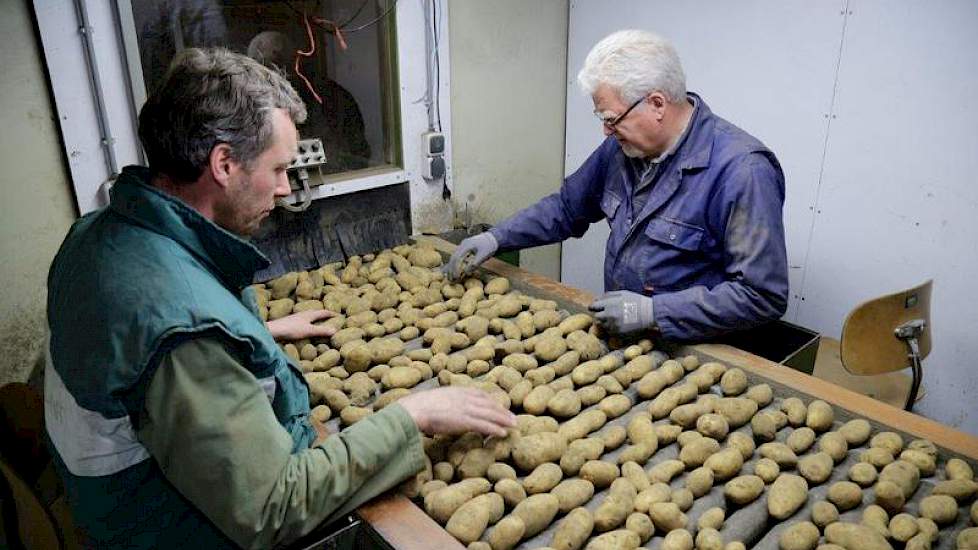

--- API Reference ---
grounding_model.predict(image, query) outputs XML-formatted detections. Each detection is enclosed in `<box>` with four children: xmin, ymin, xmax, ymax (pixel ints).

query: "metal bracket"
<box><xmin>894</xmin><ymin>318</ymin><xmax>926</xmax><ymax>411</ymax></box>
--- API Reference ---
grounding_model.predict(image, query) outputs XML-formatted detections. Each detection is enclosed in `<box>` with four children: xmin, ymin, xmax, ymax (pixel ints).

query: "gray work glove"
<box><xmin>444</xmin><ymin>232</ymin><xmax>499</xmax><ymax>280</ymax></box>
<box><xmin>589</xmin><ymin>290</ymin><xmax>656</xmax><ymax>335</ymax></box>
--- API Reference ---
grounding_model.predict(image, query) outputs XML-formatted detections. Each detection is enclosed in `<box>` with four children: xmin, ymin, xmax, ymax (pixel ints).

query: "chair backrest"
<box><xmin>840</xmin><ymin>280</ymin><xmax>933</xmax><ymax>376</ymax></box>
<box><xmin>0</xmin><ymin>457</ymin><xmax>63</xmax><ymax>550</ymax></box>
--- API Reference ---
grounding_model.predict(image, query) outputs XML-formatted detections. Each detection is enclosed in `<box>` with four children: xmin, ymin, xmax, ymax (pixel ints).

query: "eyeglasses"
<box><xmin>595</xmin><ymin>95</ymin><xmax>646</xmax><ymax>129</ymax></box>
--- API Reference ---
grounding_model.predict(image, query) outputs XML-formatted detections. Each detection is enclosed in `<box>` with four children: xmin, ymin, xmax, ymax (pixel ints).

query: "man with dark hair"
<box><xmin>45</xmin><ymin>48</ymin><xmax>514</xmax><ymax>549</ymax></box>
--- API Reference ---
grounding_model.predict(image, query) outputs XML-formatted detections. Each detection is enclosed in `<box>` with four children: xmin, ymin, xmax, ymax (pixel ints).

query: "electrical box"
<box><xmin>421</xmin><ymin>131</ymin><xmax>445</xmax><ymax>156</ymax></box>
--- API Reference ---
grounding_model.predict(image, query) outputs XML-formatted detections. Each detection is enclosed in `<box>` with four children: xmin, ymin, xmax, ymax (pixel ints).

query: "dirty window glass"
<box><xmin>130</xmin><ymin>0</ymin><xmax>400</xmax><ymax>176</ymax></box>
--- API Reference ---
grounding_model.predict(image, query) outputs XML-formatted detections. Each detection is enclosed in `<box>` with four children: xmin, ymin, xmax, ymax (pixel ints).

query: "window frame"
<box><xmin>34</xmin><ymin>0</ymin><xmax>452</xmax><ymax>215</ymax></box>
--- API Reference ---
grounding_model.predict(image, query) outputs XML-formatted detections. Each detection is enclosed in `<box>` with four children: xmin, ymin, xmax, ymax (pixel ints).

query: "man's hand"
<box><xmin>444</xmin><ymin>232</ymin><xmax>498</xmax><ymax>281</ymax></box>
<box><xmin>397</xmin><ymin>387</ymin><xmax>516</xmax><ymax>438</ymax></box>
<box><xmin>589</xmin><ymin>290</ymin><xmax>656</xmax><ymax>335</ymax></box>
<box><xmin>266</xmin><ymin>309</ymin><xmax>337</xmax><ymax>341</ymax></box>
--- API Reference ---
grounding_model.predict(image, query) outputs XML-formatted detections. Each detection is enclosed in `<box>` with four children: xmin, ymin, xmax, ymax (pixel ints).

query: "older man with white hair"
<box><xmin>447</xmin><ymin>30</ymin><xmax>788</xmax><ymax>341</ymax></box>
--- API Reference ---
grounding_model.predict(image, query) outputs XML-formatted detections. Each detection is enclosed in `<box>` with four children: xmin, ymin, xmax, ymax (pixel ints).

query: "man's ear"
<box><xmin>208</xmin><ymin>143</ymin><xmax>236</xmax><ymax>189</ymax></box>
<box><xmin>649</xmin><ymin>93</ymin><xmax>667</xmax><ymax>119</ymax></box>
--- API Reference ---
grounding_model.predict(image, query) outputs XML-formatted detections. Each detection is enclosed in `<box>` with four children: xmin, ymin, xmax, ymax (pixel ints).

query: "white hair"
<box><xmin>577</xmin><ymin>30</ymin><xmax>687</xmax><ymax>104</ymax></box>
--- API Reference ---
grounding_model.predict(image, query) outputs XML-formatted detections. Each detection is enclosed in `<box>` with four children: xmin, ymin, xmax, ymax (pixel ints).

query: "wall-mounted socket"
<box><xmin>422</xmin><ymin>131</ymin><xmax>445</xmax><ymax>156</ymax></box>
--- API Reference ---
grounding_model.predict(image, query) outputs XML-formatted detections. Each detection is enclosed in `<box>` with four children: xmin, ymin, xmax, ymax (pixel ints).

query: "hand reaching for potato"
<box><xmin>266</xmin><ymin>309</ymin><xmax>337</xmax><ymax>341</ymax></box>
<box><xmin>397</xmin><ymin>386</ymin><xmax>516</xmax><ymax>438</ymax></box>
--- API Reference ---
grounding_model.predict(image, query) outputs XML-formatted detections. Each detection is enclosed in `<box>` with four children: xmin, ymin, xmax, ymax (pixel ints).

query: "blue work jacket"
<box><xmin>490</xmin><ymin>94</ymin><xmax>789</xmax><ymax>341</ymax></box>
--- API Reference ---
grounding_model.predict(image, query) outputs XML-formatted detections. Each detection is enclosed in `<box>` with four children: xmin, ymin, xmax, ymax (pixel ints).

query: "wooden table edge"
<box><xmin>357</xmin><ymin>493</ymin><xmax>465</xmax><ymax>549</ymax></box>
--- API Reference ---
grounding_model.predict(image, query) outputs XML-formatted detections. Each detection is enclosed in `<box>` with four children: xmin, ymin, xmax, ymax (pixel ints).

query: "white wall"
<box><xmin>562</xmin><ymin>0</ymin><xmax>978</xmax><ymax>434</ymax></box>
<box><xmin>448</xmin><ymin>0</ymin><xmax>568</xmax><ymax>280</ymax></box>
<box><xmin>0</xmin><ymin>0</ymin><xmax>78</xmax><ymax>386</ymax></box>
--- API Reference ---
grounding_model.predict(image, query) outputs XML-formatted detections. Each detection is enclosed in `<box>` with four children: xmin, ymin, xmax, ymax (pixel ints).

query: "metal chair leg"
<box><xmin>895</xmin><ymin>319</ymin><xmax>926</xmax><ymax>412</ymax></box>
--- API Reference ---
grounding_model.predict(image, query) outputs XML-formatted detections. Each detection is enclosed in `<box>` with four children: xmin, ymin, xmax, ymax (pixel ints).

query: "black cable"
<box><xmin>432</xmin><ymin>0</ymin><xmax>442</xmax><ymax>132</ymax></box>
<box><xmin>338</xmin><ymin>0</ymin><xmax>371</xmax><ymax>27</ymax></box>
<box><xmin>344</xmin><ymin>0</ymin><xmax>398</xmax><ymax>33</ymax></box>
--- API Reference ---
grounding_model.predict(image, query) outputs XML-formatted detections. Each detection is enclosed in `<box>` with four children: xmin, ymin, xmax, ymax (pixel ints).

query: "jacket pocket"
<box><xmin>644</xmin><ymin>217</ymin><xmax>705</xmax><ymax>251</ymax></box>
<box><xmin>600</xmin><ymin>191</ymin><xmax>623</xmax><ymax>220</ymax></box>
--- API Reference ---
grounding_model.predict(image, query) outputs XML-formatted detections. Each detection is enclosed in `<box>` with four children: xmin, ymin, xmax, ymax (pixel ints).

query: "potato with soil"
<box><xmin>827</xmin><ymin>481</ymin><xmax>863</xmax><ymax>511</ymax></box>
<box><xmin>552</xmin><ymin>479</ymin><xmax>595</xmax><ymax>514</ymax></box>
<box><xmin>494</xmin><ymin>478</ymin><xmax>526</xmax><ymax>508</ymax></box>
<box><xmin>425</xmin><ymin>478</ymin><xmax>492</xmax><ymax>524</ymax></box>
<box><xmin>720</xmin><ymin>368</ymin><xmax>748</xmax><ymax>395</ymax></box>
<box><xmin>780</xmin><ymin>521</ymin><xmax>820</xmax><ymax>550</ymax></box>
<box><xmin>547</xmin><ymin>388</ymin><xmax>583</xmax><ymax>418</ymax></box>
<box><xmin>824</xmin><ymin>522</ymin><xmax>893</xmax><ymax>550</ymax></box>
<box><xmin>919</xmin><ymin>494</ymin><xmax>957</xmax><ymax>525</ymax></box>
<box><xmin>580</xmin><ymin>460</ymin><xmax>619</xmax><ymax>489</ymax></box>
<box><xmin>704</xmin><ymin>448</ymin><xmax>745</xmax><ymax>481</ymax></box>
<box><xmin>680</xmin><ymin>437</ymin><xmax>722</xmax><ymax>469</ymax></box>
<box><xmin>798</xmin><ymin>452</ymin><xmax>835</xmax><ymax>485</ymax></box>
<box><xmin>594</xmin><ymin>478</ymin><xmax>638</xmax><ymax>532</ymax></box>
<box><xmin>714</xmin><ymin>398</ymin><xmax>759</xmax><ymax>428</ymax></box>
<box><xmin>811</xmin><ymin>501</ymin><xmax>839</xmax><ymax>529</ymax></box>
<box><xmin>781</xmin><ymin>397</ymin><xmax>808</xmax><ymax>427</ymax></box>
<box><xmin>511</xmin><ymin>493</ymin><xmax>560</xmax><ymax>538</ymax></box>
<box><xmin>512</xmin><ymin>432</ymin><xmax>567</xmax><ymax>471</ymax></box>
<box><xmin>805</xmin><ymin>400</ymin><xmax>835</xmax><ymax>432</ymax></box>
<box><xmin>648</xmin><ymin>502</ymin><xmax>688</xmax><ymax>532</ymax></box>
<box><xmin>769</xmin><ymin>474</ymin><xmax>810</xmax><ymax>519</ymax></box>
<box><xmin>724</xmin><ymin>475</ymin><xmax>765</xmax><ymax>505</ymax></box>
<box><xmin>551</xmin><ymin>506</ymin><xmax>593</xmax><ymax>550</ymax></box>
<box><xmin>523</xmin><ymin>463</ymin><xmax>563</xmax><ymax>495</ymax></box>
<box><xmin>585</xmin><ymin>530</ymin><xmax>641</xmax><ymax>550</ymax></box>
<box><xmin>487</xmin><ymin>515</ymin><xmax>525</xmax><ymax>550</ymax></box>
<box><xmin>662</xmin><ymin>529</ymin><xmax>694</xmax><ymax>550</ymax></box>
<box><xmin>445</xmin><ymin>492</ymin><xmax>504</xmax><ymax>544</ymax></box>
<box><xmin>787</xmin><ymin>427</ymin><xmax>817</xmax><ymax>454</ymax></box>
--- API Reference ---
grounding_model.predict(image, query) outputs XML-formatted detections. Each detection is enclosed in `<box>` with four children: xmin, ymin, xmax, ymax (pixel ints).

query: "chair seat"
<box><xmin>814</xmin><ymin>337</ymin><xmax>925</xmax><ymax>408</ymax></box>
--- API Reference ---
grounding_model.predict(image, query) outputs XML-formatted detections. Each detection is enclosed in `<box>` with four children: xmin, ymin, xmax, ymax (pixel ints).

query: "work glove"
<box><xmin>444</xmin><ymin>232</ymin><xmax>498</xmax><ymax>280</ymax></box>
<box><xmin>589</xmin><ymin>290</ymin><xmax>656</xmax><ymax>335</ymax></box>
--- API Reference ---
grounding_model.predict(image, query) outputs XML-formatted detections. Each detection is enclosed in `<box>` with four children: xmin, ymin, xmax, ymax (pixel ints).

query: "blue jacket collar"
<box><xmin>109</xmin><ymin>166</ymin><xmax>270</xmax><ymax>289</ymax></box>
<box><xmin>676</xmin><ymin>92</ymin><xmax>715</xmax><ymax>171</ymax></box>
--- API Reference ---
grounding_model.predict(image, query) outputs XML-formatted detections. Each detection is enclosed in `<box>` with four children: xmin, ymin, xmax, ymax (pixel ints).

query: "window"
<box><xmin>129</xmin><ymin>0</ymin><xmax>400</xmax><ymax>177</ymax></box>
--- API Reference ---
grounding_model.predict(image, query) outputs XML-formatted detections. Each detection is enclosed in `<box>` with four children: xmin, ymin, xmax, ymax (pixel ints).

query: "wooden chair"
<box><xmin>839</xmin><ymin>280</ymin><xmax>932</xmax><ymax>411</ymax></box>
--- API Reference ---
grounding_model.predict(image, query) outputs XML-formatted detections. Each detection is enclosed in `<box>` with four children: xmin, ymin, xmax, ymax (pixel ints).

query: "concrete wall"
<box><xmin>448</xmin><ymin>0</ymin><xmax>568</xmax><ymax>280</ymax></box>
<box><xmin>0</xmin><ymin>0</ymin><xmax>77</xmax><ymax>386</ymax></box>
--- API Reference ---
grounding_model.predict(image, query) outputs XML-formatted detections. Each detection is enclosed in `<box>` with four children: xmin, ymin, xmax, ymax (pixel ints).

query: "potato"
<box><xmin>486</xmin><ymin>462</ymin><xmax>516</xmax><ymax>483</ymax></box>
<box><xmin>870</xmin><ymin>432</ymin><xmax>904</xmax><ymax>456</ymax></box>
<box><xmin>425</xmin><ymin>478</ymin><xmax>492</xmax><ymax>523</ymax></box>
<box><xmin>696</xmin><ymin>527</ymin><xmax>723</xmax><ymax>550</ymax></box>
<box><xmin>552</xmin><ymin>479</ymin><xmax>595</xmax><ymax>514</ymax></box>
<box><xmin>819</xmin><ymin>432</ymin><xmax>849</xmax><ymax>463</ymax></box>
<box><xmin>686</xmin><ymin>466</ymin><xmax>715</xmax><ymax>498</ymax></box>
<box><xmin>752</xmin><ymin>411</ymin><xmax>780</xmax><ymax>442</ymax></box>
<box><xmin>767</xmin><ymin>474</ymin><xmax>810</xmax><ymax>519</ymax></box>
<box><xmin>720</xmin><ymin>368</ymin><xmax>748</xmax><ymax>396</ymax></box>
<box><xmin>826</xmin><ymin>481</ymin><xmax>863</xmax><ymax>511</ymax></box>
<box><xmin>917</xmin><ymin>517</ymin><xmax>939</xmax><ymax>541</ymax></box>
<box><xmin>944</xmin><ymin>457</ymin><xmax>973</xmax><ymax>481</ymax></box>
<box><xmin>745</xmin><ymin>383</ymin><xmax>774</xmax><ymax>407</ymax></box>
<box><xmin>648</xmin><ymin>460</ymin><xmax>686</xmax><ymax>484</ymax></box>
<box><xmin>879</xmin><ymin>460</ymin><xmax>920</xmax><ymax>498</ymax></box>
<box><xmin>625</xmin><ymin>512</ymin><xmax>654</xmax><ymax>544</ymax></box>
<box><xmin>724</xmin><ymin>543</ymin><xmax>747</xmax><ymax>550</ymax></box>
<box><xmin>704</xmin><ymin>448</ymin><xmax>744</xmax><ymax>481</ymax></box>
<box><xmin>534</xmin><ymin>336</ymin><xmax>568</xmax><ymax>363</ymax></box>
<box><xmin>374</xmin><ymin>388</ymin><xmax>410</xmax><ymax>410</ymax></box>
<box><xmin>658</xmin><ymin>529</ymin><xmax>693</xmax><ymax>550</ymax></box>
<box><xmin>579</xmin><ymin>460</ymin><xmax>619</xmax><ymax>489</ymax></box>
<box><xmin>649</xmin><ymin>502</ymin><xmax>688</xmax><ymax>532</ymax></box>
<box><xmin>899</xmin><ymin>450</ymin><xmax>936</xmax><ymax>477</ymax></box>
<box><xmin>787</xmin><ymin>427</ymin><xmax>817</xmax><ymax>454</ymax></box>
<box><xmin>680</xmin><ymin>437</ymin><xmax>722</xmax><ymax>469</ymax></box>
<box><xmin>558</xmin><ymin>313</ymin><xmax>592</xmax><ymax>335</ymax></box>
<box><xmin>931</xmin><ymin>478</ymin><xmax>978</xmax><ymax>502</ymax></box>
<box><xmin>753</xmin><ymin>458</ymin><xmax>780</xmax><ymax>483</ymax></box>
<box><xmin>824</xmin><ymin>522</ymin><xmax>892</xmax><ymax>550</ymax></box>
<box><xmin>872</xmin><ymin>480</ymin><xmax>905</xmax><ymax>515</ymax></box>
<box><xmin>551</xmin><ymin>506</ymin><xmax>593</xmax><ymax>550</ymax></box>
<box><xmin>957</xmin><ymin>528</ymin><xmax>978</xmax><ymax>550</ymax></box>
<box><xmin>781</xmin><ymin>398</ymin><xmax>808</xmax><ymax>427</ymax></box>
<box><xmin>862</xmin><ymin>506</ymin><xmax>891</xmax><ymax>539</ymax></box>
<box><xmin>598</xmin><ymin>394</ymin><xmax>632</xmax><ymax>418</ymax></box>
<box><xmin>586</xmin><ymin>529</ymin><xmax>641</xmax><ymax>550</ymax></box>
<box><xmin>698</xmin><ymin>507</ymin><xmax>725</xmax><ymax>531</ymax></box>
<box><xmin>714</xmin><ymin>398</ymin><xmax>759</xmax><ymax>428</ymax></box>
<box><xmin>511</xmin><ymin>493</ymin><xmax>560</xmax><ymax>537</ymax></box>
<box><xmin>780</xmin><ymin>521</ymin><xmax>820</xmax><ymax>550</ymax></box>
<box><xmin>547</xmin><ymin>389</ymin><xmax>583</xmax><ymax>418</ymax></box>
<box><xmin>621</xmin><ymin>461</ymin><xmax>651</xmax><ymax>492</ymax></box>
<box><xmin>760</xmin><ymin>442</ymin><xmax>799</xmax><ymax>468</ymax></box>
<box><xmin>494</xmin><ymin>478</ymin><xmax>527</xmax><ymax>508</ymax></box>
<box><xmin>458</xmin><ymin>447</ymin><xmax>495</xmax><ymax>479</ymax></box>
<box><xmin>340</xmin><ymin>405</ymin><xmax>372</xmax><ymax>425</ymax></box>
<box><xmin>835</xmin><ymin>418</ymin><xmax>870</xmax><ymax>446</ymax></box>
<box><xmin>861</xmin><ymin>447</ymin><xmax>895</xmax><ymax>469</ymax></box>
<box><xmin>919</xmin><ymin>494</ymin><xmax>957</xmax><ymax>525</ymax></box>
<box><xmin>519</xmin><ymin>463</ymin><xmax>561</xmax><ymax>495</ymax></box>
<box><xmin>594</xmin><ymin>479</ymin><xmax>638</xmax><ymax>532</ymax></box>
<box><xmin>656</xmin><ymin>424</ymin><xmax>683</xmax><ymax>446</ymax></box>
<box><xmin>381</xmin><ymin>365</ymin><xmax>422</xmax><ymax>389</ymax></box>
<box><xmin>687</xmin><ymin>414</ymin><xmax>727</xmax><ymax>441</ymax></box>
<box><xmin>726</xmin><ymin>432</ymin><xmax>756</xmax><ymax>461</ymax></box>
<box><xmin>512</xmin><ymin>432</ymin><xmax>568</xmax><ymax>471</ymax></box>
<box><xmin>796</xmin><ymin>452</ymin><xmax>833</xmax><ymax>486</ymax></box>
<box><xmin>842</xmin><ymin>463</ymin><xmax>875</xmax><ymax>488</ymax></box>
<box><xmin>637</xmin><ymin>371</ymin><xmax>670</xmax><ymax>399</ymax></box>
<box><xmin>523</xmin><ymin>385</ymin><xmax>556</xmax><ymax>415</ymax></box>
<box><xmin>485</xmin><ymin>515</ymin><xmax>524</xmax><ymax>550</ymax></box>
<box><xmin>725</xmin><ymin>475</ymin><xmax>765</xmax><ymax>505</ymax></box>
<box><xmin>671</xmin><ymin>488</ymin><xmax>694</xmax><ymax>512</ymax></box>
<box><xmin>558</xmin><ymin>409</ymin><xmax>608</xmax><ymax>441</ymax></box>
<box><xmin>812</xmin><ymin>501</ymin><xmax>839</xmax><ymax>529</ymax></box>
<box><xmin>445</xmin><ymin>492</ymin><xmax>504</xmax><ymax>544</ymax></box>
<box><xmin>888</xmin><ymin>513</ymin><xmax>918</xmax><ymax>542</ymax></box>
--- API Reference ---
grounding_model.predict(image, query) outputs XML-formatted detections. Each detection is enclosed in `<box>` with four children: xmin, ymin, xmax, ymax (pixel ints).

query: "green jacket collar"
<box><xmin>109</xmin><ymin>166</ymin><xmax>270</xmax><ymax>289</ymax></box>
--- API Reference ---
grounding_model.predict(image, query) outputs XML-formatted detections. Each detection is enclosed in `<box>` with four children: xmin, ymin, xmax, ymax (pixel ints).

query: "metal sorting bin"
<box><xmin>714</xmin><ymin>319</ymin><xmax>821</xmax><ymax>375</ymax></box>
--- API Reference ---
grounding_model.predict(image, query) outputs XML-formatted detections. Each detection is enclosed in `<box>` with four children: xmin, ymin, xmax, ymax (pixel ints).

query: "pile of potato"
<box><xmin>251</xmin><ymin>242</ymin><xmax>978</xmax><ymax>550</ymax></box>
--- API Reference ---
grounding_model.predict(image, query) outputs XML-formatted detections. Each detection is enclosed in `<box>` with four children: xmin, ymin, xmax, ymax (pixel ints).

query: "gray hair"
<box><xmin>577</xmin><ymin>30</ymin><xmax>687</xmax><ymax>104</ymax></box>
<box><xmin>138</xmin><ymin>47</ymin><xmax>307</xmax><ymax>183</ymax></box>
